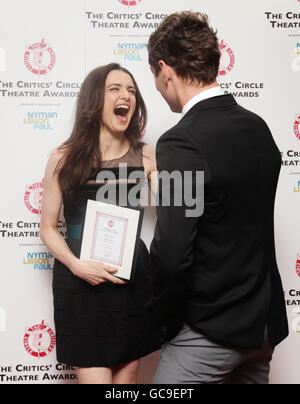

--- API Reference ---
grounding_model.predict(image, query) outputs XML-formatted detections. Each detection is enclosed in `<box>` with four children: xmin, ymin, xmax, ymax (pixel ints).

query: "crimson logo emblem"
<box><xmin>24</xmin><ymin>180</ymin><xmax>44</xmax><ymax>215</ymax></box>
<box><xmin>219</xmin><ymin>40</ymin><xmax>235</xmax><ymax>76</ymax></box>
<box><xmin>118</xmin><ymin>0</ymin><xmax>141</xmax><ymax>6</ymax></box>
<box><xmin>24</xmin><ymin>39</ymin><xmax>56</xmax><ymax>76</ymax></box>
<box><xmin>23</xmin><ymin>320</ymin><xmax>56</xmax><ymax>358</ymax></box>
<box><xmin>294</xmin><ymin>115</ymin><xmax>300</xmax><ymax>141</ymax></box>
<box><xmin>296</xmin><ymin>255</ymin><xmax>300</xmax><ymax>278</ymax></box>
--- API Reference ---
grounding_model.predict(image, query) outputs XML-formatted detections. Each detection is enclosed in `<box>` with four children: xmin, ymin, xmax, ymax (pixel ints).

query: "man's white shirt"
<box><xmin>182</xmin><ymin>86</ymin><xmax>224</xmax><ymax>117</ymax></box>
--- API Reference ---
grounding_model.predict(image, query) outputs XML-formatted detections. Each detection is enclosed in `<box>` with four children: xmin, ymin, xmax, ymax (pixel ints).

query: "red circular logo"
<box><xmin>23</xmin><ymin>321</ymin><xmax>56</xmax><ymax>358</ymax></box>
<box><xmin>219</xmin><ymin>40</ymin><xmax>235</xmax><ymax>76</ymax></box>
<box><xmin>118</xmin><ymin>0</ymin><xmax>141</xmax><ymax>5</ymax></box>
<box><xmin>24</xmin><ymin>180</ymin><xmax>44</xmax><ymax>215</ymax></box>
<box><xmin>24</xmin><ymin>39</ymin><xmax>56</xmax><ymax>75</ymax></box>
<box><xmin>108</xmin><ymin>220</ymin><xmax>115</xmax><ymax>228</ymax></box>
<box><xmin>296</xmin><ymin>255</ymin><xmax>300</xmax><ymax>278</ymax></box>
<box><xmin>294</xmin><ymin>115</ymin><xmax>300</xmax><ymax>140</ymax></box>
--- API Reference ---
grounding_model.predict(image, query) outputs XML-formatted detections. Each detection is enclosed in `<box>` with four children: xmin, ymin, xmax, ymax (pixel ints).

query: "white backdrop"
<box><xmin>0</xmin><ymin>0</ymin><xmax>299</xmax><ymax>384</ymax></box>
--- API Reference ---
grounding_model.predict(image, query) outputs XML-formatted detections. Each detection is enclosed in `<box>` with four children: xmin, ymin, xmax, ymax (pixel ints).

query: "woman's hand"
<box><xmin>71</xmin><ymin>259</ymin><xmax>127</xmax><ymax>286</ymax></box>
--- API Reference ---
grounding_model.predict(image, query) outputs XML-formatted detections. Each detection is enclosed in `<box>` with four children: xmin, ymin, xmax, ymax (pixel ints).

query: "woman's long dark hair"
<box><xmin>56</xmin><ymin>63</ymin><xmax>147</xmax><ymax>197</ymax></box>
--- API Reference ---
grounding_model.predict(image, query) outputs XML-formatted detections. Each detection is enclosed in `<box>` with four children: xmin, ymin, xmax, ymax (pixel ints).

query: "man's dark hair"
<box><xmin>148</xmin><ymin>11</ymin><xmax>221</xmax><ymax>85</ymax></box>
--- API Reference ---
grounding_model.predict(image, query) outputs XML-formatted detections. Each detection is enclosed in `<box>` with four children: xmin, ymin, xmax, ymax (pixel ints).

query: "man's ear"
<box><xmin>158</xmin><ymin>60</ymin><xmax>171</xmax><ymax>84</ymax></box>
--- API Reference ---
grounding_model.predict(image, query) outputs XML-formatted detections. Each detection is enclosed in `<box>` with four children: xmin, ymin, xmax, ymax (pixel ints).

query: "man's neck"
<box><xmin>176</xmin><ymin>81</ymin><xmax>219</xmax><ymax>112</ymax></box>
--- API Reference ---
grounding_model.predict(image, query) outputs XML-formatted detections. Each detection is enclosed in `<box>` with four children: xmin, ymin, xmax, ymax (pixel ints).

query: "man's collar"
<box><xmin>182</xmin><ymin>86</ymin><xmax>224</xmax><ymax>116</ymax></box>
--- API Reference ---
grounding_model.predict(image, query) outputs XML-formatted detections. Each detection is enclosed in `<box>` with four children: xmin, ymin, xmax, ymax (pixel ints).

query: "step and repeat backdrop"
<box><xmin>0</xmin><ymin>0</ymin><xmax>299</xmax><ymax>384</ymax></box>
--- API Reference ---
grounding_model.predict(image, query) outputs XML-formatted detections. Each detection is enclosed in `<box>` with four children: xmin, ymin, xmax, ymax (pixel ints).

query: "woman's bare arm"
<box><xmin>40</xmin><ymin>150</ymin><xmax>126</xmax><ymax>286</ymax></box>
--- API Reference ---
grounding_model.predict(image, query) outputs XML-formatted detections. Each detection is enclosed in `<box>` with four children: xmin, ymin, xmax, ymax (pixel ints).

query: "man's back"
<box><xmin>156</xmin><ymin>94</ymin><xmax>288</xmax><ymax>349</ymax></box>
<box><xmin>148</xmin><ymin>10</ymin><xmax>288</xmax><ymax>384</ymax></box>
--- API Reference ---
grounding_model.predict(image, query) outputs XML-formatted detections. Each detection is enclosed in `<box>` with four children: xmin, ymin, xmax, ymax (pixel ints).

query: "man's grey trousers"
<box><xmin>153</xmin><ymin>324</ymin><xmax>273</xmax><ymax>384</ymax></box>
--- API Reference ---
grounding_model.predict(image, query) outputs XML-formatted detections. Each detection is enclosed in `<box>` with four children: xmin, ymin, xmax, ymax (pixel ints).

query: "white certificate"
<box><xmin>80</xmin><ymin>200</ymin><xmax>142</xmax><ymax>281</ymax></box>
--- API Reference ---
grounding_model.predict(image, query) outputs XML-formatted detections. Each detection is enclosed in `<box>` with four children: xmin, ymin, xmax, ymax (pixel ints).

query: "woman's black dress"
<box><xmin>52</xmin><ymin>147</ymin><xmax>161</xmax><ymax>367</ymax></box>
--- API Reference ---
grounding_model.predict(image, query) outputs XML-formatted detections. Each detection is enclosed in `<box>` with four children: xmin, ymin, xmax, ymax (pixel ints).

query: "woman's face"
<box><xmin>102</xmin><ymin>69</ymin><xmax>137</xmax><ymax>135</ymax></box>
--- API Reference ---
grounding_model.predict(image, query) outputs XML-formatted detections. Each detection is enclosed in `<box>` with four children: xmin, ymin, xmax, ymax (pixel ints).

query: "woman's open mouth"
<box><xmin>114</xmin><ymin>104</ymin><xmax>130</xmax><ymax>124</ymax></box>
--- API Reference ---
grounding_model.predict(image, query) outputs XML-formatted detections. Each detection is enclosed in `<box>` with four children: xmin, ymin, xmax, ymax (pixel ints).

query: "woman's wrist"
<box><xmin>68</xmin><ymin>256</ymin><xmax>81</xmax><ymax>275</ymax></box>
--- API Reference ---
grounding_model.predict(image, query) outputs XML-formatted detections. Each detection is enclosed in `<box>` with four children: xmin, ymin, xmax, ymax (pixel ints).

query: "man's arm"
<box><xmin>149</xmin><ymin>128</ymin><xmax>210</xmax><ymax>341</ymax></box>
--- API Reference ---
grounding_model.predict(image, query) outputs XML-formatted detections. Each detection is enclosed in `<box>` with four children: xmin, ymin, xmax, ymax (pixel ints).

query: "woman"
<box><xmin>40</xmin><ymin>64</ymin><xmax>161</xmax><ymax>384</ymax></box>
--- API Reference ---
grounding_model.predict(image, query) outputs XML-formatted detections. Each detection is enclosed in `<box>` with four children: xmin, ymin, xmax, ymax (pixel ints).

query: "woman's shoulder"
<box><xmin>141</xmin><ymin>143</ymin><xmax>156</xmax><ymax>175</ymax></box>
<box><xmin>142</xmin><ymin>143</ymin><xmax>156</xmax><ymax>159</ymax></box>
<box><xmin>46</xmin><ymin>147</ymin><xmax>66</xmax><ymax>174</ymax></box>
<box><xmin>50</xmin><ymin>147</ymin><xmax>65</xmax><ymax>160</ymax></box>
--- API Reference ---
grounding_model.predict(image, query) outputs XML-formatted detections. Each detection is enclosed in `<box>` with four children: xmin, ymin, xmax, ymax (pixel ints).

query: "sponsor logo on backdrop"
<box><xmin>219</xmin><ymin>40</ymin><xmax>235</xmax><ymax>76</ymax></box>
<box><xmin>0</xmin><ymin>48</ymin><xmax>6</xmax><ymax>72</ymax></box>
<box><xmin>24</xmin><ymin>180</ymin><xmax>44</xmax><ymax>215</ymax></box>
<box><xmin>23</xmin><ymin>320</ymin><xmax>56</xmax><ymax>358</ymax></box>
<box><xmin>294</xmin><ymin>181</ymin><xmax>300</xmax><ymax>192</ymax></box>
<box><xmin>0</xmin><ymin>364</ymin><xmax>77</xmax><ymax>383</ymax></box>
<box><xmin>281</xmin><ymin>150</ymin><xmax>300</xmax><ymax>168</ymax></box>
<box><xmin>0</xmin><ymin>219</ymin><xmax>66</xmax><ymax>239</ymax></box>
<box><xmin>23</xmin><ymin>251</ymin><xmax>54</xmax><ymax>271</ymax></box>
<box><xmin>294</xmin><ymin>115</ymin><xmax>300</xmax><ymax>140</ymax></box>
<box><xmin>265</xmin><ymin>11</ymin><xmax>300</xmax><ymax>29</ymax></box>
<box><xmin>220</xmin><ymin>81</ymin><xmax>264</xmax><ymax>98</ymax></box>
<box><xmin>0</xmin><ymin>307</ymin><xmax>6</xmax><ymax>332</ymax></box>
<box><xmin>293</xmin><ymin>43</ymin><xmax>300</xmax><ymax>55</ymax></box>
<box><xmin>286</xmin><ymin>289</ymin><xmax>300</xmax><ymax>318</ymax></box>
<box><xmin>86</xmin><ymin>11</ymin><xmax>166</xmax><ymax>30</ymax></box>
<box><xmin>24</xmin><ymin>39</ymin><xmax>56</xmax><ymax>76</ymax></box>
<box><xmin>24</xmin><ymin>111</ymin><xmax>58</xmax><ymax>131</ymax></box>
<box><xmin>292</xmin><ymin>44</ymin><xmax>300</xmax><ymax>72</ymax></box>
<box><xmin>218</xmin><ymin>40</ymin><xmax>265</xmax><ymax>99</ymax></box>
<box><xmin>292</xmin><ymin>308</ymin><xmax>300</xmax><ymax>333</ymax></box>
<box><xmin>296</xmin><ymin>255</ymin><xmax>300</xmax><ymax>277</ymax></box>
<box><xmin>118</xmin><ymin>0</ymin><xmax>141</xmax><ymax>5</ymax></box>
<box><xmin>0</xmin><ymin>80</ymin><xmax>81</xmax><ymax>99</ymax></box>
<box><xmin>113</xmin><ymin>43</ymin><xmax>147</xmax><ymax>62</ymax></box>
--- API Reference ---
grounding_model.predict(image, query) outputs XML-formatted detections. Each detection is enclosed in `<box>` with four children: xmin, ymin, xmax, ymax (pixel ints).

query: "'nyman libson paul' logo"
<box><xmin>23</xmin><ymin>320</ymin><xmax>56</xmax><ymax>358</ymax></box>
<box><xmin>24</xmin><ymin>39</ymin><xmax>56</xmax><ymax>76</ymax></box>
<box><xmin>292</xmin><ymin>44</ymin><xmax>300</xmax><ymax>72</ymax></box>
<box><xmin>294</xmin><ymin>181</ymin><xmax>300</xmax><ymax>193</ymax></box>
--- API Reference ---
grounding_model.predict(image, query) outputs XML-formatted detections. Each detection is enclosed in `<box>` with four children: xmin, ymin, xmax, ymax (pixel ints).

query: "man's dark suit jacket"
<box><xmin>150</xmin><ymin>94</ymin><xmax>289</xmax><ymax>349</ymax></box>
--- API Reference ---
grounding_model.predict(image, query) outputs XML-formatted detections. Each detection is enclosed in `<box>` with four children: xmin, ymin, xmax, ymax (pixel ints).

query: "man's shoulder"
<box><xmin>158</xmin><ymin>118</ymin><xmax>195</xmax><ymax>145</ymax></box>
<box><xmin>235</xmin><ymin>104</ymin><xmax>271</xmax><ymax>129</ymax></box>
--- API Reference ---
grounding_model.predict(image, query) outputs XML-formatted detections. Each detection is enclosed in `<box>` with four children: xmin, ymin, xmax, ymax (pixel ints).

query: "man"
<box><xmin>148</xmin><ymin>11</ymin><xmax>288</xmax><ymax>384</ymax></box>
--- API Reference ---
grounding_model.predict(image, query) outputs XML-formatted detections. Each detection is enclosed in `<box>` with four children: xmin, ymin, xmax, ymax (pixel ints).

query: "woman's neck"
<box><xmin>99</xmin><ymin>127</ymin><xmax>130</xmax><ymax>161</ymax></box>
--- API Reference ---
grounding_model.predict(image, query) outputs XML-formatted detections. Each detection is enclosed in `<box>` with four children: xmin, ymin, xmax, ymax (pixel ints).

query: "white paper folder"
<box><xmin>80</xmin><ymin>200</ymin><xmax>143</xmax><ymax>281</ymax></box>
